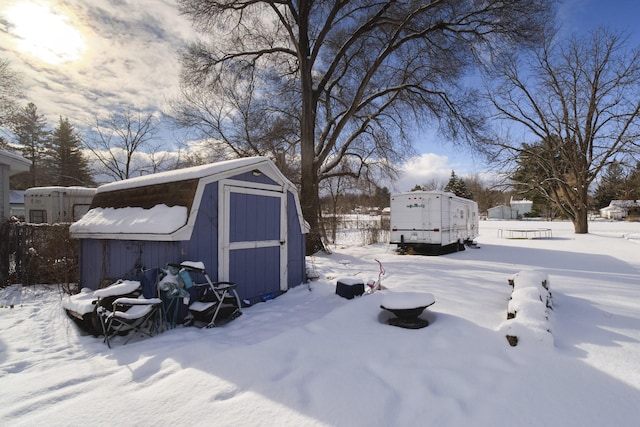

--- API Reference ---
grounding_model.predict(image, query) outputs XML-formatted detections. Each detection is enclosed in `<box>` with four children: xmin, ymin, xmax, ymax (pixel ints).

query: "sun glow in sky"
<box><xmin>6</xmin><ymin>2</ymin><xmax>86</xmax><ymax>65</ymax></box>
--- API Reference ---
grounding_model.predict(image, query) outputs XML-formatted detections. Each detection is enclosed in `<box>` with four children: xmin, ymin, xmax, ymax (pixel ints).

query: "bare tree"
<box><xmin>0</xmin><ymin>58</ymin><xmax>22</xmax><ymax>135</ymax></box>
<box><xmin>177</xmin><ymin>0</ymin><xmax>554</xmax><ymax>252</ymax></box>
<box><xmin>171</xmin><ymin>63</ymin><xmax>300</xmax><ymax>175</ymax></box>
<box><xmin>84</xmin><ymin>109</ymin><xmax>161</xmax><ymax>180</ymax></box>
<box><xmin>488</xmin><ymin>28</ymin><xmax>640</xmax><ymax>233</ymax></box>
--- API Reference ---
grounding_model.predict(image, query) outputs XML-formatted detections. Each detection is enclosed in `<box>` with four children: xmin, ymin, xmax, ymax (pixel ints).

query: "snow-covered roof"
<box><xmin>0</xmin><ymin>149</ymin><xmax>31</xmax><ymax>175</ymax></box>
<box><xmin>610</xmin><ymin>200</ymin><xmax>640</xmax><ymax>208</ymax></box>
<box><xmin>95</xmin><ymin>157</ymin><xmax>275</xmax><ymax>194</ymax></box>
<box><xmin>25</xmin><ymin>186</ymin><xmax>96</xmax><ymax>197</ymax></box>
<box><xmin>70</xmin><ymin>156</ymin><xmax>305</xmax><ymax>240</ymax></box>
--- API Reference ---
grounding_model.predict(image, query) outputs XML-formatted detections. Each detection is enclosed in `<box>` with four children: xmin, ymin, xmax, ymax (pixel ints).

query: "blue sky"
<box><xmin>1</xmin><ymin>0</ymin><xmax>639</xmax><ymax>191</ymax></box>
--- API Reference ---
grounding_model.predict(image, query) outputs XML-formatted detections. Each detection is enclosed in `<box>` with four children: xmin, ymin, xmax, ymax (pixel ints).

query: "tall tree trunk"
<box><xmin>573</xmin><ymin>187</ymin><xmax>589</xmax><ymax>234</ymax></box>
<box><xmin>298</xmin><ymin>1</ymin><xmax>324</xmax><ymax>255</ymax></box>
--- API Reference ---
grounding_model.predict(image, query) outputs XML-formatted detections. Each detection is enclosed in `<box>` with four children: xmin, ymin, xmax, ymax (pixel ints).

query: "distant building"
<box><xmin>487</xmin><ymin>198</ymin><xmax>533</xmax><ymax>220</ymax></box>
<box><xmin>600</xmin><ymin>200</ymin><xmax>640</xmax><ymax>221</ymax></box>
<box><xmin>0</xmin><ymin>150</ymin><xmax>31</xmax><ymax>221</ymax></box>
<box><xmin>9</xmin><ymin>190</ymin><xmax>25</xmax><ymax>218</ymax></box>
<box><xmin>487</xmin><ymin>205</ymin><xmax>515</xmax><ymax>220</ymax></box>
<box><xmin>509</xmin><ymin>197</ymin><xmax>533</xmax><ymax>216</ymax></box>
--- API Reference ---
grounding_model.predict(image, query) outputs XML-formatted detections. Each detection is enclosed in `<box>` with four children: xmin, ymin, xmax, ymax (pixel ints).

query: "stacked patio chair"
<box><xmin>96</xmin><ymin>270</ymin><xmax>163</xmax><ymax>348</ymax></box>
<box><xmin>169</xmin><ymin>262</ymin><xmax>243</xmax><ymax>328</ymax></box>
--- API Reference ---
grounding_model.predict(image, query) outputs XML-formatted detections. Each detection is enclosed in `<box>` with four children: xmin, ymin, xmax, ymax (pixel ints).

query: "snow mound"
<box><xmin>500</xmin><ymin>269</ymin><xmax>553</xmax><ymax>348</ymax></box>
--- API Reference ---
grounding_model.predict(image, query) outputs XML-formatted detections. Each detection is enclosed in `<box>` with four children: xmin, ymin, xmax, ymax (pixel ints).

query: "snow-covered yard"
<box><xmin>1</xmin><ymin>220</ymin><xmax>639</xmax><ymax>426</ymax></box>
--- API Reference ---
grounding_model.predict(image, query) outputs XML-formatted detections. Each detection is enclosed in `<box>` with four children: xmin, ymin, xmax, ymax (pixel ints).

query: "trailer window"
<box><xmin>29</xmin><ymin>210</ymin><xmax>47</xmax><ymax>224</ymax></box>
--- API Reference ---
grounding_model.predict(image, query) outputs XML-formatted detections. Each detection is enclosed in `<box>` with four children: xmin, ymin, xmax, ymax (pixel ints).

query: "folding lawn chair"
<box><xmin>96</xmin><ymin>270</ymin><xmax>163</xmax><ymax>348</ymax></box>
<box><xmin>170</xmin><ymin>262</ymin><xmax>243</xmax><ymax>328</ymax></box>
<box><xmin>97</xmin><ymin>296</ymin><xmax>162</xmax><ymax>348</ymax></box>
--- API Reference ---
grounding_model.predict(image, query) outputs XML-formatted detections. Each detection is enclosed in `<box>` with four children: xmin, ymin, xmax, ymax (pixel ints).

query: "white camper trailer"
<box><xmin>24</xmin><ymin>186</ymin><xmax>96</xmax><ymax>224</ymax></box>
<box><xmin>390</xmin><ymin>191</ymin><xmax>479</xmax><ymax>254</ymax></box>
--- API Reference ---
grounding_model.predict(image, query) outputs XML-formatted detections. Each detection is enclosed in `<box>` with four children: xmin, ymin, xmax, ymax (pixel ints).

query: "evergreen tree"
<box><xmin>48</xmin><ymin>117</ymin><xmax>95</xmax><ymax>187</ymax></box>
<box><xmin>444</xmin><ymin>171</ymin><xmax>473</xmax><ymax>200</ymax></box>
<box><xmin>594</xmin><ymin>162</ymin><xmax>627</xmax><ymax>208</ymax></box>
<box><xmin>372</xmin><ymin>186</ymin><xmax>391</xmax><ymax>208</ymax></box>
<box><xmin>510</xmin><ymin>141</ymin><xmax>564</xmax><ymax>218</ymax></box>
<box><xmin>10</xmin><ymin>103</ymin><xmax>49</xmax><ymax>188</ymax></box>
<box><xmin>628</xmin><ymin>161</ymin><xmax>640</xmax><ymax>200</ymax></box>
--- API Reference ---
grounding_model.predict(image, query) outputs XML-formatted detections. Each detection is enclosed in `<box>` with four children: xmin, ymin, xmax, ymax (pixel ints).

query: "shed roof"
<box><xmin>70</xmin><ymin>156</ymin><xmax>304</xmax><ymax>241</ymax></box>
<box><xmin>96</xmin><ymin>157</ymin><xmax>274</xmax><ymax>193</ymax></box>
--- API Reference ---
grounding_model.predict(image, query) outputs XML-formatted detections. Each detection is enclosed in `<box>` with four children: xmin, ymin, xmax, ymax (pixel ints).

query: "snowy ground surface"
<box><xmin>1</xmin><ymin>220</ymin><xmax>639</xmax><ymax>426</ymax></box>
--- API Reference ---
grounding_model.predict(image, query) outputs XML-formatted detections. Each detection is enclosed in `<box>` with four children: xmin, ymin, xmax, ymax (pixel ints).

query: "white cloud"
<box><xmin>392</xmin><ymin>153</ymin><xmax>454</xmax><ymax>193</ymax></box>
<box><xmin>0</xmin><ymin>0</ymin><xmax>197</xmax><ymax>128</ymax></box>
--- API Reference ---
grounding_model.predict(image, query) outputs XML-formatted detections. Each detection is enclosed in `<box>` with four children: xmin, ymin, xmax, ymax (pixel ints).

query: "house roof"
<box><xmin>0</xmin><ymin>149</ymin><xmax>31</xmax><ymax>176</ymax></box>
<box><xmin>488</xmin><ymin>205</ymin><xmax>511</xmax><ymax>211</ymax></box>
<box><xmin>610</xmin><ymin>200</ymin><xmax>640</xmax><ymax>208</ymax></box>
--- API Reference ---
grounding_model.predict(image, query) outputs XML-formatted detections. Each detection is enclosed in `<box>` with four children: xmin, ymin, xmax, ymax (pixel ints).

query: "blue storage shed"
<box><xmin>70</xmin><ymin>157</ymin><xmax>308</xmax><ymax>304</ymax></box>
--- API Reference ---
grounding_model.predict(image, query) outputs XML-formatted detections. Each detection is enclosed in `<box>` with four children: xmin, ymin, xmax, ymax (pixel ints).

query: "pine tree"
<box><xmin>48</xmin><ymin>117</ymin><xmax>95</xmax><ymax>187</ymax></box>
<box><xmin>628</xmin><ymin>161</ymin><xmax>640</xmax><ymax>200</ymax></box>
<box><xmin>10</xmin><ymin>103</ymin><xmax>49</xmax><ymax>188</ymax></box>
<box><xmin>444</xmin><ymin>171</ymin><xmax>473</xmax><ymax>200</ymax></box>
<box><xmin>594</xmin><ymin>162</ymin><xmax>626</xmax><ymax>209</ymax></box>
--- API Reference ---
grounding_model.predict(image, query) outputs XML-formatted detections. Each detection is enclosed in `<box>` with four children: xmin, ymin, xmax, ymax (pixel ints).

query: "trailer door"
<box><xmin>440</xmin><ymin>195</ymin><xmax>451</xmax><ymax>245</ymax></box>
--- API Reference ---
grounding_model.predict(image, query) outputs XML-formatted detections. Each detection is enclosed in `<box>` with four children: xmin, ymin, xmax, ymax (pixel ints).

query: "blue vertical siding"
<box><xmin>228</xmin><ymin>191</ymin><xmax>282</xmax><ymax>300</ymax></box>
<box><xmin>78</xmin><ymin>239</ymin><xmax>184</xmax><ymax>289</ymax></box>
<box><xmin>229</xmin><ymin>193</ymin><xmax>280</xmax><ymax>242</ymax></box>
<box><xmin>182</xmin><ymin>182</ymin><xmax>219</xmax><ymax>279</ymax></box>
<box><xmin>230</xmin><ymin>171</ymin><xmax>278</xmax><ymax>186</ymax></box>
<box><xmin>229</xmin><ymin>246</ymin><xmax>281</xmax><ymax>299</ymax></box>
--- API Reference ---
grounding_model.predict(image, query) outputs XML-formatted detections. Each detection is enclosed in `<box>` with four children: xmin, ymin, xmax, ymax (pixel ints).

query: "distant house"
<box><xmin>70</xmin><ymin>156</ymin><xmax>308</xmax><ymax>304</ymax></box>
<box><xmin>0</xmin><ymin>150</ymin><xmax>30</xmax><ymax>221</ymax></box>
<box><xmin>509</xmin><ymin>197</ymin><xmax>533</xmax><ymax>216</ymax></box>
<box><xmin>487</xmin><ymin>198</ymin><xmax>533</xmax><ymax>220</ymax></box>
<box><xmin>600</xmin><ymin>200</ymin><xmax>640</xmax><ymax>221</ymax></box>
<box><xmin>599</xmin><ymin>205</ymin><xmax>626</xmax><ymax>220</ymax></box>
<box><xmin>487</xmin><ymin>205</ymin><xmax>515</xmax><ymax>220</ymax></box>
